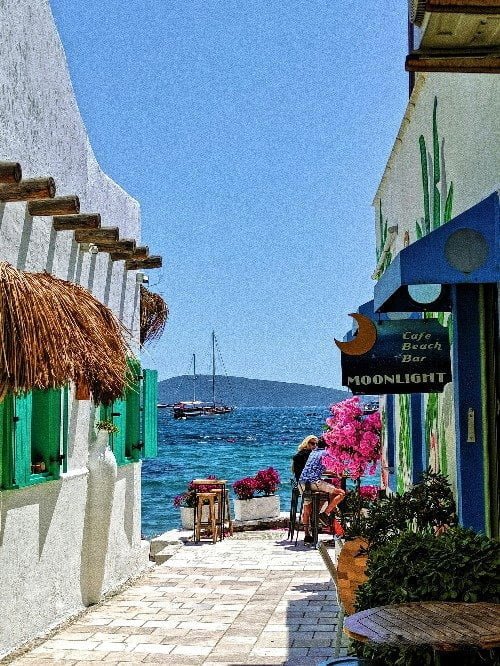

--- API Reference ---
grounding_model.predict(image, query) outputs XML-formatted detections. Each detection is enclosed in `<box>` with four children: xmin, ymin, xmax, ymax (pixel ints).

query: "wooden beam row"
<box><xmin>425</xmin><ymin>0</ymin><xmax>500</xmax><ymax>15</ymax></box>
<box><xmin>406</xmin><ymin>48</ymin><xmax>500</xmax><ymax>73</ymax></box>
<box><xmin>0</xmin><ymin>159</ymin><xmax>162</xmax><ymax>270</ymax></box>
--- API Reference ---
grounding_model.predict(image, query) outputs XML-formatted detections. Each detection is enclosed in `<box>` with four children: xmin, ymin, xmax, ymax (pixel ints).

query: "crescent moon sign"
<box><xmin>334</xmin><ymin>313</ymin><xmax>377</xmax><ymax>356</ymax></box>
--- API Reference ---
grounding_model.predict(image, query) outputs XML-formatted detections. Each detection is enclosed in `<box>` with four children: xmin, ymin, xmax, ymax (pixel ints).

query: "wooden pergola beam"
<box><xmin>0</xmin><ymin>162</ymin><xmax>22</xmax><ymax>184</ymax></box>
<box><xmin>0</xmin><ymin>177</ymin><xmax>56</xmax><ymax>202</ymax></box>
<box><xmin>53</xmin><ymin>213</ymin><xmax>101</xmax><ymax>231</ymax></box>
<box><xmin>425</xmin><ymin>0</ymin><xmax>500</xmax><ymax>14</ymax></box>
<box><xmin>131</xmin><ymin>246</ymin><xmax>149</xmax><ymax>260</ymax></box>
<box><xmin>74</xmin><ymin>227</ymin><xmax>119</xmax><ymax>245</ymax></box>
<box><xmin>101</xmin><ymin>240</ymin><xmax>137</xmax><ymax>260</ymax></box>
<box><xmin>28</xmin><ymin>195</ymin><xmax>80</xmax><ymax>217</ymax></box>
<box><xmin>406</xmin><ymin>48</ymin><xmax>500</xmax><ymax>72</ymax></box>
<box><xmin>125</xmin><ymin>256</ymin><xmax>162</xmax><ymax>270</ymax></box>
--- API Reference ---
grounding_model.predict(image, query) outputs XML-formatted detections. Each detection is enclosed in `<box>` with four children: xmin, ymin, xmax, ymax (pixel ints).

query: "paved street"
<box><xmin>8</xmin><ymin>531</ymin><xmax>346</xmax><ymax>665</ymax></box>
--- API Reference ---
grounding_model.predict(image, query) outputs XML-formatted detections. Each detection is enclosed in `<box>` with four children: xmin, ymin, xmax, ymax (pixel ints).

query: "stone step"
<box><xmin>150</xmin><ymin>529</ymin><xmax>191</xmax><ymax>558</ymax></box>
<box><xmin>154</xmin><ymin>544</ymin><xmax>183</xmax><ymax>565</ymax></box>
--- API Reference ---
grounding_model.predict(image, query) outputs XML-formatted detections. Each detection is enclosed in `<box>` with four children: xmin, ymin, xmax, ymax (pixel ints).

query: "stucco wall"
<box><xmin>0</xmin><ymin>0</ymin><xmax>149</xmax><ymax>656</ymax></box>
<box><xmin>373</xmin><ymin>71</ymin><xmax>499</xmax><ymax>499</ymax></box>
<box><xmin>374</xmin><ymin>72</ymin><xmax>499</xmax><ymax>258</ymax></box>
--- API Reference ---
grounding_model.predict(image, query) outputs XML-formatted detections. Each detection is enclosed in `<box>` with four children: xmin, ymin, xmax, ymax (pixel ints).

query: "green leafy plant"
<box><xmin>96</xmin><ymin>420</ymin><xmax>119</xmax><ymax>434</ymax></box>
<box><xmin>406</xmin><ymin>468</ymin><xmax>456</xmax><ymax>532</ymax></box>
<box><xmin>342</xmin><ymin>470</ymin><xmax>456</xmax><ymax>550</ymax></box>
<box><xmin>354</xmin><ymin>527</ymin><xmax>500</xmax><ymax>665</ymax></box>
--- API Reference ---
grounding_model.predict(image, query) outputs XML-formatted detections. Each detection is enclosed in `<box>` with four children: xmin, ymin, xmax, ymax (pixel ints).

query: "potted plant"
<box><xmin>173</xmin><ymin>476</ymin><xmax>220</xmax><ymax>529</ymax></box>
<box><xmin>233</xmin><ymin>467</ymin><xmax>281</xmax><ymax>522</ymax></box>
<box><xmin>353</xmin><ymin>527</ymin><xmax>500</xmax><ymax>665</ymax></box>
<box><xmin>336</xmin><ymin>470</ymin><xmax>457</xmax><ymax>617</ymax></box>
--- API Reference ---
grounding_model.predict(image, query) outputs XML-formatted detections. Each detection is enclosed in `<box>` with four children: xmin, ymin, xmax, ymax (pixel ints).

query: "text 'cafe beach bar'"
<box><xmin>336</xmin><ymin>1</ymin><xmax>499</xmax><ymax>540</ymax></box>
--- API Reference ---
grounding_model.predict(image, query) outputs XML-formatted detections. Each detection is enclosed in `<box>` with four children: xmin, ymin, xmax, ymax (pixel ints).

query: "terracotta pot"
<box><xmin>336</xmin><ymin>537</ymin><xmax>368</xmax><ymax>615</ymax></box>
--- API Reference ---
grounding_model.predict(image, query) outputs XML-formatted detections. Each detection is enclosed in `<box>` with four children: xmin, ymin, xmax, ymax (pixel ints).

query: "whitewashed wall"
<box><xmin>373</xmin><ymin>71</ymin><xmax>499</xmax><ymax>495</ymax></box>
<box><xmin>0</xmin><ymin>0</ymin><xmax>149</xmax><ymax>656</ymax></box>
<box><xmin>374</xmin><ymin>72</ymin><xmax>499</xmax><ymax>257</ymax></box>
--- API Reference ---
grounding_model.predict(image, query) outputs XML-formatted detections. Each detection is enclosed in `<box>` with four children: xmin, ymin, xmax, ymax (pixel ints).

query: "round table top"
<box><xmin>344</xmin><ymin>601</ymin><xmax>500</xmax><ymax>651</ymax></box>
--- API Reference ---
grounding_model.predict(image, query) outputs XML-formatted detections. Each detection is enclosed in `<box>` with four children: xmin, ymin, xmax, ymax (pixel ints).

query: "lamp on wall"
<box><xmin>136</xmin><ymin>272</ymin><xmax>148</xmax><ymax>284</ymax></box>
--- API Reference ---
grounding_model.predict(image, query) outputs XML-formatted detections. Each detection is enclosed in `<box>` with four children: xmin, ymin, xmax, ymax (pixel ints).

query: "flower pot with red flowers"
<box><xmin>233</xmin><ymin>468</ymin><xmax>281</xmax><ymax>522</ymax></box>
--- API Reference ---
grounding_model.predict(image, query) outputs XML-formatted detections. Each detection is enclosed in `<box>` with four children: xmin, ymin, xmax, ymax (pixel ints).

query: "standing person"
<box><xmin>299</xmin><ymin>438</ymin><xmax>345</xmax><ymax>532</ymax></box>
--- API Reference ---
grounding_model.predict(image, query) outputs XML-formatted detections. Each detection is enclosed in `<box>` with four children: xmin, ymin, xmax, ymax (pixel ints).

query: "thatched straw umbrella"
<box><xmin>140</xmin><ymin>285</ymin><xmax>168</xmax><ymax>345</ymax></box>
<box><xmin>0</xmin><ymin>262</ymin><xmax>132</xmax><ymax>405</ymax></box>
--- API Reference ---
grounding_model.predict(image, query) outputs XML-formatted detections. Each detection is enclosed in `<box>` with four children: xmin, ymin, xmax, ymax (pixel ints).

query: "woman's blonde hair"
<box><xmin>297</xmin><ymin>435</ymin><xmax>318</xmax><ymax>451</ymax></box>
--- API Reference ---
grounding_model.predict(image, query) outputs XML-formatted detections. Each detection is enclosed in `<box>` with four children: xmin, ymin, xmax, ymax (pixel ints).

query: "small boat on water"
<box><xmin>173</xmin><ymin>331</ymin><xmax>234</xmax><ymax>420</ymax></box>
<box><xmin>172</xmin><ymin>400</ymin><xmax>233</xmax><ymax>419</ymax></box>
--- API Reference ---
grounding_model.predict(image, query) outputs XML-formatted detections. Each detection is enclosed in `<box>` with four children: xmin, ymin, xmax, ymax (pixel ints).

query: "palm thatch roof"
<box><xmin>140</xmin><ymin>285</ymin><xmax>168</xmax><ymax>345</ymax></box>
<box><xmin>0</xmin><ymin>262</ymin><xmax>132</xmax><ymax>405</ymax></box>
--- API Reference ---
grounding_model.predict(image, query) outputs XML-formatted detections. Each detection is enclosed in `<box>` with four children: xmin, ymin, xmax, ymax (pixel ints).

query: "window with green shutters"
<box><xmin>0</xmin><ymin>387</ymin><xmax>68</xmax><ymax>489</ymax></box>
<box><xmin>100</xmin><ymin>363</ymin><xmax>158</xmax><ymax>465</ymax></box>
<box><xmin>142</xmin><ymin>369</ymin><xmax>158</xmax><ymax>459</ymax></box>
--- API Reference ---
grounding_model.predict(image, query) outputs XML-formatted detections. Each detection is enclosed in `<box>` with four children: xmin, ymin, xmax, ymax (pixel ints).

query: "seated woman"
<box><xmin>291</xmin><ymin>435</ymin><xmax>318</xmax><ymax>482</ymax></box>
<box><xmin>291</xmin><ymin>435</ymin><xmax>318</xmax><ymax>544</ymax></box>
<box><xmin>299</xmin><ymin>437</ymin><xmax>345</xmax><ymax>535</ymax></box>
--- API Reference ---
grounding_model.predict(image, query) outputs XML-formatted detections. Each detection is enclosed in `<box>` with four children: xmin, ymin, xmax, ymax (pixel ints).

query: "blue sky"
<box><xmin>49</xmin><ymin>0</ymin><xmax>409</xmax><ymax>388</ymax></box>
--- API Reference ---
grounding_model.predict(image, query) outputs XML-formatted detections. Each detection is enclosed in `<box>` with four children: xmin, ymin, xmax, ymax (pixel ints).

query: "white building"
<box><xmin>0</xmin><ymin>0</ymin><xmax>160</xmax><ymax>656</ymax></box>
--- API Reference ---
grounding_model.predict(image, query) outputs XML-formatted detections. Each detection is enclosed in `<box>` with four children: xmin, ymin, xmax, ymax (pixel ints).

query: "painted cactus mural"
<box><xmin>397</xmin><ymin>394</ymin><xmax>412</xmax><ymax>494</ymax></box>
<box><xmin>375</xmin><ymin>201</ymin><xmax>392</xmax><ymax>277</ymax></box>
<box><xmin>416</xmin><ymin>97</ymin><xmax>454</xmax><ymax>239</ymax></box>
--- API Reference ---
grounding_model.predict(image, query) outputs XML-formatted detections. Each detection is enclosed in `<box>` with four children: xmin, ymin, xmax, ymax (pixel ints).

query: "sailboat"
<box><xmin>172</xmin><ymin>332</ymin><xmax>234</xmax><ymax>419</ymax></box>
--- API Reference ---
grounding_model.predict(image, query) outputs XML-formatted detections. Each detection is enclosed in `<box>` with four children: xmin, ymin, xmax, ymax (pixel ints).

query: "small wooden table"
<box><xmin>344</xmin><ymin>601</ymin><xmax>500</xmax><ymax>656</ymax></box>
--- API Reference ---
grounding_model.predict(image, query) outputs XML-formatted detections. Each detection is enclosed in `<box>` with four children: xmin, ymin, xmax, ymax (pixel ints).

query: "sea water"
<box><xmin>141</xmin><ymin>406</ymin><xmax>378</xmax><ymax>538</ymax></box>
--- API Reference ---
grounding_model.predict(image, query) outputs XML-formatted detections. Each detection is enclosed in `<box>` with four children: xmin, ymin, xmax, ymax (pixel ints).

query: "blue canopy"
<box><xmin>374</xmin><ymin>191</ymin><xmax>499</xmax><ymax>312</ymax></box>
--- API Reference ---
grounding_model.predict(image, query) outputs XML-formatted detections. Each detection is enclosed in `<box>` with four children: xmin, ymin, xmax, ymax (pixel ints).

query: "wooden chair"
<box><xmin>287</xmin><ymin>478</ymin><xmax>300</xmax><ymax>540</ymax></box>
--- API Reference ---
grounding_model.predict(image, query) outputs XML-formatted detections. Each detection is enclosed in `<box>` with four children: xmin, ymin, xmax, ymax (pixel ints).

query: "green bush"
<box><xmin>354</xmin><ymin>527</ymin><xmax>500</xmax><ymax>665</ymax></box>
<box><xmin>342</xmin><ymin>469</ymin><xmax>457</xmax><ymax>550</ymax></box>
<box><xmin>357</xmin><ymin>527</ymin><xmax>499</xmax><ymax>610</ymax></box>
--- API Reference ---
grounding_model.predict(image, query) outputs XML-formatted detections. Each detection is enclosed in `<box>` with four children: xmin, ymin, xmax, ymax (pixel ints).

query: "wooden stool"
<box><xmin>295</xmin><ymin>489</ymin><xmax>330</xmax><ymax>547</ymax></box>
<box><xmin>194</xmin><ymin>491</ymin><xmax>218</xmax><ymax>543</ymax></box>
<box><xmin>192</xmin><ymin>479</ymin><xmax>233</xmax><ymax>539</ymax></box>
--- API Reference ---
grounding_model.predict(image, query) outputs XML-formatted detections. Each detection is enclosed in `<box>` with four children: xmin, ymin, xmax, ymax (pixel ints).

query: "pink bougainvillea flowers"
<box><xmin>323</xmin><ymin>396</ymin><xmax>382</xmax><ymax>480</ymax></box>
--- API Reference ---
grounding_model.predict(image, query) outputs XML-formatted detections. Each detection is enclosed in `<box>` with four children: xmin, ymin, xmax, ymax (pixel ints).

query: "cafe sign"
<box><xmin>335</xmin><ymin>315</ymin><xmax>452</xmax><ymax>395</ymax></box>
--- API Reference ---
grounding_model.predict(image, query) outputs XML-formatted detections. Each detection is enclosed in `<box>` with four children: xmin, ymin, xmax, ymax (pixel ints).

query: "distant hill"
<box><xmin>158</xmin><ymin>375</ymin><xmax>348</xmax><ymax>408</ymax></box>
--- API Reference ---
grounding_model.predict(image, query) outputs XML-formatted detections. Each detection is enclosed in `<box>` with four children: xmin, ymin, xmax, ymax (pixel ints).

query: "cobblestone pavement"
<box><xmin>9</xmin><ymin>531</ymin><xmax>348</xmax><ymax>665</ymax></box>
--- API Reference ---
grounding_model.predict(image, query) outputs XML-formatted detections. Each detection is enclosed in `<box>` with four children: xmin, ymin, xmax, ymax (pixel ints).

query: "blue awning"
<box><xmin>374</xmin><ymin>191</ymin><xmax>499</xmax><ymax>312</ymax></box>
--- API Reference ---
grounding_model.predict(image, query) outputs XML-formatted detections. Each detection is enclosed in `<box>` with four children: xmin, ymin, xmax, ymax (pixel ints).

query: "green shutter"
<box><xmin>31</xmin><ymin>388</ymin><xmax>62</xmax><ymax>479</ymax></box>
<box><xmin>14</xmin><ymin>393</ymin><xmax>32</xmax><ymax>487</ymax></box>
<box><xmin>142</xmin><ymin>369</ymin><xmax>158</xmax><ymax>459</ymax></box>
<box><xmin>0</xmin><ymin>395</ymin><xmax>14</xmax><ymax>488</ymax></box>
<box><xmin>62</xmin><ymin>386</ymin><xmax>69</xmax><ymax>473</ymax></box>
<box><xmin>124</xmin><ymin>358</ymin><xmax>141</xmax><ymax>461</ymax></box>
<box><xmin>110</xmin><ymin>397</ymin><xmax>127</xmax><ymax>465</ymax></box>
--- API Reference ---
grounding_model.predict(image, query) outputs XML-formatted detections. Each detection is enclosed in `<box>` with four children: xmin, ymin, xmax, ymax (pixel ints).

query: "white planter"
<box><xmin>233</xmin><ymin>495</ymin><xmax>280</xmax><ymax>522</ymax></box>
<box><xmin>82</xmin><ymin>429</ymin><xmax>118</xmax><ymax>605</ymax></box>
<box><xmin>180</xmin><ymin>505</ymin><xmax>212</xmax><ymax>530</ymax></box>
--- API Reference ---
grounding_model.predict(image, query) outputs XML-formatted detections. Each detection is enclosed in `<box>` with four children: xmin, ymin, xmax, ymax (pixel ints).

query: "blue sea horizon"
<box><xmin>141</xmin><ymin>406</ymin><xmax>379</xmax><ymax>538</ymax></box>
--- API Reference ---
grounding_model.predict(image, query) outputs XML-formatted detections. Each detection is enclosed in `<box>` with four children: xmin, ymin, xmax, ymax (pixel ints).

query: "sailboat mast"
<box><xmin>212</xmin><ymin>331</ymin><xmax>216</xmax><ymax>406</ymax></box>
<box><xmin>193</xmin><ymin>353</ymin><xmax>196</xmax><ymax>402</ymax></box>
